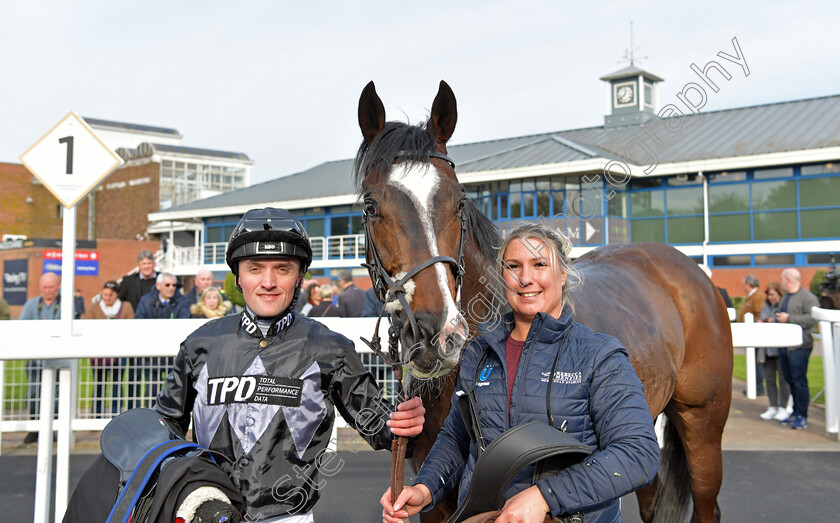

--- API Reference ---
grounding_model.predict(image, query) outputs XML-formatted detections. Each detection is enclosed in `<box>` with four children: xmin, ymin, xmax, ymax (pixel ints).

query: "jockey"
<box><xmin>155</xmin><ymin>207</ymin><xmax>425</xmax><ymax>523</ymax></box>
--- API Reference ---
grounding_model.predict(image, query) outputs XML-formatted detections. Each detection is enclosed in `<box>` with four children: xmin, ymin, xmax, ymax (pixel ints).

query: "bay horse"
<box><xmin>355</xmin><ymin>80</ymin><xmax>733</xmax><ymax>523</ymax></box>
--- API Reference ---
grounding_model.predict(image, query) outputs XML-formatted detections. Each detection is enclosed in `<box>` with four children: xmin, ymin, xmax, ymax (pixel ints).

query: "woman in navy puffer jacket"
<box><xmin>382</xmin><ymin>224</ymin><xmax>659</xmax><ymax>523</ymax></box>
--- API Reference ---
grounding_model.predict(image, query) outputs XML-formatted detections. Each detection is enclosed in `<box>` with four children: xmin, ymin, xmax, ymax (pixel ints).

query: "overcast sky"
<box><xmin>2</xmin><ymin>1</ymin><xmax>838</xmax><ymax>185</ymax></box>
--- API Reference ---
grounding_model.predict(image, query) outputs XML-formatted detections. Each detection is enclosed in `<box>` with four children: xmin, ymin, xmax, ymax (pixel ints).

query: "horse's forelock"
<box><xmin>353</xmin><ymin>120</ymin><xmax>437</xmax><ymax>193</ymax></box>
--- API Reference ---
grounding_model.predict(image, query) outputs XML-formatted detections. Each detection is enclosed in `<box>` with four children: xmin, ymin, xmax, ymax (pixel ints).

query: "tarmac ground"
<box><xmin>2</xmin><ymin>378</ymin><xmax>839</xmax><ymax>521</ymax></box>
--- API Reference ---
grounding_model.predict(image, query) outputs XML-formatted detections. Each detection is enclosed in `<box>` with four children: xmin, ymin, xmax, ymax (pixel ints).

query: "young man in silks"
<box><xmin>64</xmin><ymin>208</ymin><xmax>425</xmax><ymax>523</ymax></box>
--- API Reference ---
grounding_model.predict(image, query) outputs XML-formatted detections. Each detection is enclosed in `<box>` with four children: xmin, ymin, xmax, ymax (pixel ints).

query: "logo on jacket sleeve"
<box><xmin>207</xmin><ymin>375</ymin><xmax>303</xmax><ymax>407</ymax></box>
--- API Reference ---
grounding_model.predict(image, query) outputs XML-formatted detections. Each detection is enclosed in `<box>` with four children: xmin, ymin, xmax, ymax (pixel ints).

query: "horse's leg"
<box><xmin>665</xmin><ymin>385</ymin><xmax>729</xmax><ymax>523</ymax></box>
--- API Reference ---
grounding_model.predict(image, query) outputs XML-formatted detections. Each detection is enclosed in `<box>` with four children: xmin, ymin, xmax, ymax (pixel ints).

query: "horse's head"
<box><xmin>354</xmin><ymin>81</ymin><xmax>469</xmax><ymax>383</ymax></box>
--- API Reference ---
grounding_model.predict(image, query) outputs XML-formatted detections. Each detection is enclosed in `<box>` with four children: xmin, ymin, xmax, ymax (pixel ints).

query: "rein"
<box><xmin>358</xmin><ymin>149</ymin><xmax>465</xmax><ymax>516</ymax></box>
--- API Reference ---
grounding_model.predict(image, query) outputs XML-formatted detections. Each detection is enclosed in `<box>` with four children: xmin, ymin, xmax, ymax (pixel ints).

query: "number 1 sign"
<box><xmin>19</xmin><ymin>112</ymin><xmax>123</xmax><ymax>208</ymax></box>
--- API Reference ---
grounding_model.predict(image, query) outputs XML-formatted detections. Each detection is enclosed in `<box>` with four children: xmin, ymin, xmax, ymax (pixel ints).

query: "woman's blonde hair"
<box><xmin>200</xmin><ymin>286</ymin><xmax>223</xmax><ymax>308</ymax></box>
<box><xmin>497</xmin><ymin>222</ymin><xmax>582</xmax><ymax>313</ymax></box>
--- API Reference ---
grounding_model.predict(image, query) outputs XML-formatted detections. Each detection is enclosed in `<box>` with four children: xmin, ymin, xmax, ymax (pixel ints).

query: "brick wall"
<box><xmin>94</xmin><ymin>161</ymin><xmax>161</xmax><ymax>240</ymax></box>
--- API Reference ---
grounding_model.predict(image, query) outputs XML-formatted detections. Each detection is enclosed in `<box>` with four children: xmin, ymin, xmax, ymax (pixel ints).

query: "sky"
<box><xmin>2</xmin><ymin>1</ymin><xmax>839</xmax><ymax>185</ymax></box>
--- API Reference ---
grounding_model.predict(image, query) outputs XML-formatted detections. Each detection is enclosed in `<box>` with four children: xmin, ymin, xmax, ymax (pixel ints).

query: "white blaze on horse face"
<box><xmin>388</xmin><ymin>163</ymin><xmax>465</xmax><ymax>353</ymax></box>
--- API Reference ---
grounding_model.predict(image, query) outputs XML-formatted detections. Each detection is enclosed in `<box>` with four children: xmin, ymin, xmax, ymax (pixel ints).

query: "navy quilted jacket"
<box><xmin>414</xmin><ymin>308</ymin><xmax>658</xmax><ymax>522</ymax></box>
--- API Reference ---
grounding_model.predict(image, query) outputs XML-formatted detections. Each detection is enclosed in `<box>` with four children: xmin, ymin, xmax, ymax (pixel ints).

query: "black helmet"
<box><xmin>226</xmin><ymin>208</ymin><xmax>313</xmax><ymax>276</ymax></box>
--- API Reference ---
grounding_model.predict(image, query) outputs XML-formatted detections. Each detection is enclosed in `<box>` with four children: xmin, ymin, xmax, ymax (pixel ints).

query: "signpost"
<box><xmin>19</xmin><ymin>112</ymin><xmax>123</xmax><ymax>523</ymax></box>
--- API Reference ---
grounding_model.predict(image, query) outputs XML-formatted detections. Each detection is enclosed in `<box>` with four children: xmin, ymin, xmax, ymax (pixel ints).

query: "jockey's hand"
<box><xmin>495</xmin><ymin>485</ymin><xmax>551</xmax><ymax>523</ymax></box>
<box><xmin>381</xmin><ymin>484</ymin><xmax>432</xmax><ymax>523</ymax></box>
<box><xmin>388</xmin><ymin>396</ymin><xmax>425</xmax><ymax>437</ymax></box>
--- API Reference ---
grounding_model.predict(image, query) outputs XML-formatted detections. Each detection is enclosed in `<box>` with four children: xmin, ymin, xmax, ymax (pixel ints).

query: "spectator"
<box><xmin>337</xmin><ymin>269</ymin><xmax>365</xmax><ymax>317</ymax></box>
<box><xmin>776</xmin><ymin>268</ymin><xmax>819</xmax><ymax>430</ymax></box>
<box><xmin>84</xmin><ymin>281</ymin><xmax>134</xmax><ymax>415</ymax></box>
<box><xmin>739</xmin><ymin>275</ymin><xmax>767</xmax><ymax>396</ymax></box>
<box><xmin>132</xmin><ymin>272</ymin><xmax>189</xmax><ymax>408</ymax></box>
<box><xmin>363</xmin><ymin>286</ymin><xmax>385</xmax><ymax>317</ymax></box>
<box><xmin>300</xmin><ymin>281</ymin><xmax>322</xmax><ymax>316</ymax></box>
<box><xmin>757</xmin><ymin>281</ymin><xmax>790</xmax><ymax>421</ymax></box>
<box><xmin>73</xmin><ymin>289</ymin><xmax>85</xmax><ymax>319</ymax></box>
<box><xmin>309</xmin><ymin>285</ymin><xmax>341</xmax><ymax>317</ymax></box>
<box><xmin>295</xmin><ymin>280</ymin><xmax>321</xmax><ymax>316</ymax></box>
<box><xmin>119</xmin><ymin>250</ymin><xmax>157</xmax><ymax>311</ymax></box>
<box><xmin>19</xmin><ymin>272</ymin><xmax>62</xmax><ymax>443</ymax></box>
<box><xmin>189</xmin><ymin>286</ymin><xmax>232</xmax><ymax>319</ymax></box>
<box><xmin>0</xmin><ymin>295</ymin><xmax>10</xmax><ymax>320</ymax></box>
<box><xmin>185</xmin><ymin>268</ymin><xmax>214</xmax><ymax>306</ymax></box>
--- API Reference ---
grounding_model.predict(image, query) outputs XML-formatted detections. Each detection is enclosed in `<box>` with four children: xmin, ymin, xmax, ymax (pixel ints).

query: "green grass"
<box><xmin>733</xmin><ymin>353</ymin><xmax>825</xmax><ymax>405</ymax></box>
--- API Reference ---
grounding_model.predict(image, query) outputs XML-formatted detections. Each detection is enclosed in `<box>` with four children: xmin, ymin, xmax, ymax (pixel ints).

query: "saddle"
<box><xmin>99</xmin><ymin>408</ymin><xmax>241</xmax><ymax>523</ymax></box>
<box><xmin>446</xmin><ymin>421</ymin><xmax>591</xmax><ymax>523</ymax></box>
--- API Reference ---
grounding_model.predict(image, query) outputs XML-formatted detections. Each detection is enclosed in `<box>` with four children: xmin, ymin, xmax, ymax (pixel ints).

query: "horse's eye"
<box><xmin>365</xmin><ymin>202</ymin><xmax>379</xmax><ymax>217</ymax></box>
<box><xmin>458</xmin><ymin>198</ymin><xmax>466</xmax><ymax>211</ymax></box>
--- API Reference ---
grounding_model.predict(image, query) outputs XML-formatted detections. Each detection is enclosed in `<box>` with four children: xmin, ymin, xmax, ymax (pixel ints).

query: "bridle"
<box><xmin>359</xmin><ymin>150</ymin><xmax>468</xmax><ymax>384</ymax></box>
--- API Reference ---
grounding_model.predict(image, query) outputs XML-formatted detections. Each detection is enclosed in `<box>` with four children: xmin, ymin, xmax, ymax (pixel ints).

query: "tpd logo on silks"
<box><xmin>207</xmin><ymin>375</ymin><xmax>303</xmax><ymax>407</ymax></box>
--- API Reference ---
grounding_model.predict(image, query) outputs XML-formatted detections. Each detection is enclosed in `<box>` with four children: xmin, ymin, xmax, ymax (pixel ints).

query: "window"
<box><xmin>752</xmin><ymin>180</ymin><xmax>795</xmax><ymax>210</ymax></box>
<box><xmin>753</xmin><ymin>211</ymin><xmax>797</xmax><ymax>240</ymax></box>
<box><xmin>713</xmin><ymin>255</ymin><xmax>751</xmax><ymax>266</ymax></box>
<box><xmin>709</xmin><ymin>185</ymin><xmax>749</xmax><ymax>213</ymax></box>
<box><xmin>667</xmin><ymin>216</ymin><xmax>704</xmax><ymax>243</ymax></box>
<box><xmin>753</xmin><ymin>167</ymin><xmax>793</xmax><ymax>179</ymax></box>
<box><xmin>800</xmin><ymin>177</ymin><xmax>840</xmax><ymax>208</ymax></box>
<box><xmin>666</xmin><ymin>186</ymin><xmax>703</xmax><ymax>215</ymax></box>
<box><xmin>754</xmin><ymin>254</ymin><xmax>795</xmax><ymax>266</ymax></box>
<box><xmin>801</xmin><ymin>209</ymin><xmax>840</xmax><ymax>238</ymax></box>
<box><xmin>631</xmin><ymin>191</ymin><xmax>664</xmax><ymax>217</ymax></box>
<box><xmin>709</xmin><ymin>214</ymin><xmax>749</xmax><ymax>242</ymax></box>
<box><xmin>631</xmin><ymin>219</ymin><xmax>664</xmax><ymax>242</ymax></box>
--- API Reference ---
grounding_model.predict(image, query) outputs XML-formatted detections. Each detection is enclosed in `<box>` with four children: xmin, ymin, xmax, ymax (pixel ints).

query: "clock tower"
<box><xmin>600</xmin><ymin>65</ymin><xmax>663</xmax><ymax>128</ymax></box>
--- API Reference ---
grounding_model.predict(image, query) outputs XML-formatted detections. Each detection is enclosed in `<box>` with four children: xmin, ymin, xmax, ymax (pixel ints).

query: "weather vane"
<box><xmin>620</xmin><ymin>21</ymin><xmax>648</xmax><ymax>66</ymax></box>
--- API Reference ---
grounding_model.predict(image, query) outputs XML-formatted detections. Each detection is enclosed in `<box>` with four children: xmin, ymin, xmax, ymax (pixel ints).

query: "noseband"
<box><xmin>360</xmin><ymin>150</ymin><xmax>467</xmax><ymax>381</ymax></box>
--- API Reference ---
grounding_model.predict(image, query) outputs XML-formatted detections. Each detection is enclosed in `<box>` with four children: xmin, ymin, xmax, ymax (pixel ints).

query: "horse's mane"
<box><xmin>463</xmin><ymin>199</ymin><xmax>500</xmax><ymax>266</ymax></box>
<box><xmin>353</xmin><ymin>121</ymin><xmax>437</xmax><ymax>191</ymax></box>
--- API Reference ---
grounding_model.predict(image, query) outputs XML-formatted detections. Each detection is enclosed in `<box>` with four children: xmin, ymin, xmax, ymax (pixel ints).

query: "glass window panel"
<box><xmin>522</xmin><ymin>193</ymin><xmax>534</xmax><ymax>217</ymax></box>
<box><xmin>331</xmin><ymin>205</ymin><xmax>351</xmax><ymax>213</ymax></box>
<box><xmin>487</xmin><ymin>196</ymin><xmax>495</xmax><ymax>220</ymax></box>
<box><xmin>713</xmin><ymin>255</ymin><xmax>751</xmax><ymax>266</ymax></box>
<box><xmin>712</xmin><ymin>170</ymin><xmax>747</xmax><ymax>182</ymax></box>
<box><xmin>205</xmin><ymin>227</ymin><xmax>223</xmax><ymax>243</ymax></box>
<box><xmin>807</xmin><ymin>253</ymin><xmax>835</xmax><ymax>264</ymax></box>
<box><xmin>709</xmin><ymin>214</ymin><xmax>750</xmax><ymax>242</ymax></box>
<box><xmin>709</xmin><ymin>184</ymin><xmax>749</xmax><ymax>212</ymax></box>
<box><xmin>608</xmin><ymin>216</ymin><xmax>630</xmax><ymax>243</ymax></box>
<box><xmin>753</xmin><ymin>211</ymin><xmax>797</xmax><ymax>240</ymax></box>
<box><xmin>162</xmin><ymin>160</ymin><xmax>172</xmax><ymax>167</ymax></box>
<box><xmin>499</xmin><ymin>195</ymin><xmax>508</xmax><ymax>219</ymax></box>
<box><xmin>666</xmin><ymin>187</ymin><xmax>703</xmax><ymax>215</ymax></box>
<box><xmin>800</xmin><ymin>176</ymin><xmax>840</xmax><ymax>208</ymax></box>
<box><xmin>632</xmin><ymin>177</ymin><xmax>663</xmax><ymax>189</ymax></box>
<box><xmin>330</xmin><ymin>216</ymin><xmax>350</xmax><ymax>236</ymax></box>
<box><xmin>752</xmin><ymin>180</ymin><xmax>795</xmax><ymax>210</ymax></box>
<box><xmin>537</xmin><ymin>192</ymin><xmax>550</xmax><ymax>218</ymax></box>
<box><xmin>631</xmin><ymin>191</ymin><xmax>664</xmax><ymax>217</ymax></box>
<box><xmin>351</xmin><ymin>215</ymin><xmax>364</xmax><ymax>235</ymax></box>
<box><xmin>667</xmin><ymin>216</ymin><xmax>704</xmax><ymax>243</ymax></box>
<box><xmin>536</xmin><ymin>179</ymin><xmax>551</xmax><ymax>192</ymax></box>
<box><xmin>801</xmin><ymin>163</ymin><xmax>840</xmax><ymax>176</ymax></box>
<box><xmin>755</xmin><ymin>254</ymin><xmax>795</xmax><ymax>265</ymax></box>
<box><xmin>306</xmin><ymin>218</ymin><xmax>325</xmax><ymax>237</ymax></box>
<box><xmin>521</xmin><ymin>179</ymin><xmax>535</xmax><ymax>191</ymax></box>
<box><xmin>509</xmin><ymin>192</ymin><xmax>522</xmax><ymax>218</ymax></box>
<box><xmin>631</xmin><ymin>219</ymin><xmax>664</xmax><ymax>242</ymax></box>
<box><xmin>801</xmin><ymin>209</ymin><xmax>840</xmax><ymax>238</ymax></box>
<box><xmin>753</xmin><ymin>167</ymin><xmax>793</xmax><ymax>179</ymax></box>
<box><xmin>607</xmin><ymin>192</ymin><xmax>628</xmax><ymax>218</ymax></box>
<box><xmin>667</xmin><ymin>174</ymin><xmax>702</xmax><ymax>186</ymax></box>
<box><xmin>508</xmin><ymin>180</ymin><xmax>521</xmax><ymax>192</ymax></box>
<box><xmin>552</xmin><ymin>191</ymin><xmax>564</xmax><ymax>217</ymax></box>
<box><xmin>551</xmin><ymin>176</ymin><xmax>565</xmax><ymax>190</ymax></box>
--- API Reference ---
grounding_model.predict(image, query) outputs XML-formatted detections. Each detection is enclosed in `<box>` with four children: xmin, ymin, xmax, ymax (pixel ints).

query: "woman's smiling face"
<box><xmin>502</xmin><ymin>235</ymin><xmax>566</xmax><ymax>326</ymax></box>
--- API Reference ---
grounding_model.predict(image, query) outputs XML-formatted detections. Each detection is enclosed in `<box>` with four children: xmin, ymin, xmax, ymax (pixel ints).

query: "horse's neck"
<box><xmin>460</xmin><ymin>235</ymin><xmax>500</xmax><ymax>332</ymax></box>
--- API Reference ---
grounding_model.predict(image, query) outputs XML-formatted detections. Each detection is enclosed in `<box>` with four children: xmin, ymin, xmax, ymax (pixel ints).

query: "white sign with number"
<box><xmin>19</xmin><ymin>112</ymin><xmax>123</xmax><ymax>208</ymax></box>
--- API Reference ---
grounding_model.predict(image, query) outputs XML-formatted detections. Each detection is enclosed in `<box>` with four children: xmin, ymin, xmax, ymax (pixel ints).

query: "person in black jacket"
<box><xmin>119</xmin><ymin>250</ymin><xmax>157</xmax><ymax>311</ymax></box>
<box><xmin>154</xmin><ymin>208</ymin><xmax>425</xmax><ymax>522</ymax></box>
<box><xmin>382</xmin><ymin>223</ymin><xmax>657</xmax><ymax>523</ymax></box>
<box><xmin>337</xmin><ymin>269</ymin><xmax>365</xmax><ymax>317</ymax></box>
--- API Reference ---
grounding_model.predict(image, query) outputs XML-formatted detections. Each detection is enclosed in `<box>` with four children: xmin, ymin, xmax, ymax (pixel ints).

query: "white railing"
<box><xmin>812</xmin><ymin>306</ymin><xmax>840</xmax><ymax>438</ymax></box>
<box><xmin>0</xmin><ymin>317</ymin><xmax>390</xmax><ymax>523</ymax></box>
<box><xmin>165</xmin><ymin>234</ymin><xmax>366</xmax><ymax>270</ymax></box>
<box><xmin>731</xmin><ymin>314</ymin><xmax>802</xmax><ymax>400</ymax></box>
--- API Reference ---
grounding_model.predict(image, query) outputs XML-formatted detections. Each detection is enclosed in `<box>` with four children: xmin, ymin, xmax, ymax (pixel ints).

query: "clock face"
<box><xmin>616</xmin><ymin>84</ymin><xmax>635</xmax><ymax>105</ymax></box>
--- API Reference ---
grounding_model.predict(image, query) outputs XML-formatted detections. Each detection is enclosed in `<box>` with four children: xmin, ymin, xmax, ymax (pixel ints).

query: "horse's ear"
<box><xmin>431</xmin><ymin>80</ymin><xmax>457</xmax><ymax>145</ymax></box>
<box><xmin>358</xmin><ymin>81</ymin><xmax>386</xmax><ymax>144</ymax></box>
